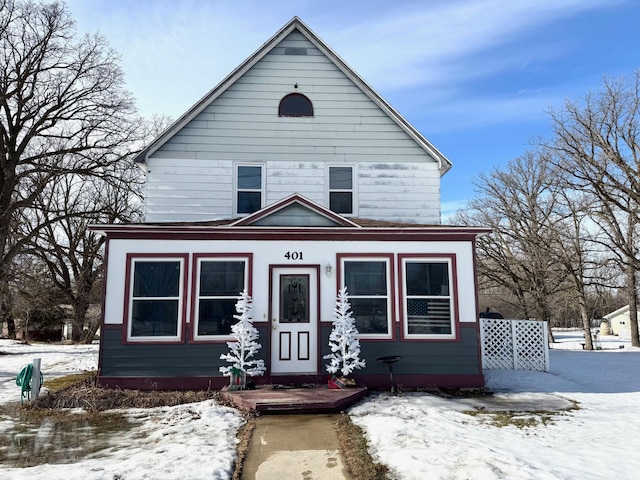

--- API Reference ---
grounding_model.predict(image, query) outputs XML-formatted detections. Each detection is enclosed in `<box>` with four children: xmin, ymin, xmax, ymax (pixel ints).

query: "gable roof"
<box><xmin>604</xmin><ymin>305</ymin><xmax>634</xmax><ymax>319</ymax></box>
<box><xmin>230</xmin><ymin>193</ymin><xmax>360</xmax><ymax>227</ymax></box>
<box><xmin>133</xmin><ymin>17</ymin><xmax>453</xmax><ymax>176</ymax></box>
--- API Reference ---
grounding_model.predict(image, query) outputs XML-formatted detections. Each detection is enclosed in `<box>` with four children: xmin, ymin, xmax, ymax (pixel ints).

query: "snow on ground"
<box><xmin>0</xmin><ymin>340</ymin><xmax>244</xmax><ymax>480</ymax></box>
<box><xmin>0</xmin><ymin>340</ymin><xmax>99</xmax><ymax>405</ymax></box>
<box><xmin>350</xmin><ymin>331</ymin><xmax>640</xmax><ymax>480</ymax></box>
<box><xmin>1</xmin><ymin>331</ymin><xmax>640</xmax><ymax>479</ymax></box>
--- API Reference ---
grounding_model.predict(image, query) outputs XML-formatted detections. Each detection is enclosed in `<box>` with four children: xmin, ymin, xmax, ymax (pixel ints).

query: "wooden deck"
<box><xmin>220</xmin><ymin>384</ymin><xmax>368</xmax><ymax>414</ymax></box>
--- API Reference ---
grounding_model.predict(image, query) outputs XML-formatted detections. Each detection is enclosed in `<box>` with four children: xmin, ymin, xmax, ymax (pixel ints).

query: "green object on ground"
<box><xmin>15</xmin><ymin>364</ymin><xmax>43</xmax><ymax>404</ymax></box>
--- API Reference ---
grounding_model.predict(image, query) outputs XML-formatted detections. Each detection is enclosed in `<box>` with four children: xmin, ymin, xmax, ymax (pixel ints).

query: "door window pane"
<box><xmin>280</xmin><ymin>274</ymin><xmax>309</xmax><ymax>323</ymax></box>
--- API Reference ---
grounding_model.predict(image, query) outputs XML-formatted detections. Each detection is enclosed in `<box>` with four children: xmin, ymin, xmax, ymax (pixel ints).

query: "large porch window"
<box><xmin>400</xmin><ymin>256</ymin><xmax>456</xmax><ymax>339</ymax></box>
<box><xmin>340</xmin><ymin>255</ymin><xmax>393</xmax><ymax>339</ymax></box>
<box><xmin>126</xmin><ymin>255</ymin><xmax>187</xmax><ymax>343</ymax></box>
<box><xmin>192</xmin><ymin>255</ymin><xmax>250</xmax><ymax>341</ymax></box>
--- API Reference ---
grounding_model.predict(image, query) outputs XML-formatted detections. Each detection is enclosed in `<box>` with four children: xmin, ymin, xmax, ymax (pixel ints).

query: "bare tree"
<box><xmin>547</xmin><ymin>183</ymin><xmax>617</xmax><ymax>349</ymax></box>
<box><xmin>547</xmin><ymin>72</ymin><xmax>640</xmax><ymax>347</ymax></box>
<box><xmin>9</xmin><ymin>254</ymin><xmax>62</xmax><ymax>343</ymax></box>
<box><xmin>22</xmin><ymin>159</ymin><xmax>142</xmax><ymax>342</ymax></box>
<box><xmin>0</xmin><ymin>0</ymin><xmax>140</xmax><ymax>337</ymax></box>
<box><xmin>455</xmin><ymin>151</ymin><xmax>569</xmax><ymax>342</ymax></box>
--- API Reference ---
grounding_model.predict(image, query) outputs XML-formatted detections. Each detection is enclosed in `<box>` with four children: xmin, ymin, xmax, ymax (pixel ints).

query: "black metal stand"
<box><xmin>376</xmin><ymin>355</ymin><xmax>403</xmax><ymax>395</ymax></box>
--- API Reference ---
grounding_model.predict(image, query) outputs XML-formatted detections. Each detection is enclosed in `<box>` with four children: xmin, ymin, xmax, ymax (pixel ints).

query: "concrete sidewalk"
<box><xmin>241</xmin><ymin>414</ymin><xmax>353</xmax><ymax>480</ymax></box>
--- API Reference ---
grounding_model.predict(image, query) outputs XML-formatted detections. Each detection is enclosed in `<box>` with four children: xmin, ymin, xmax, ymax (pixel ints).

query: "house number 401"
<box><xmin>284</xmin><ymin>251</ymin><xmax>303</xmax><ymax>260</ymax></box>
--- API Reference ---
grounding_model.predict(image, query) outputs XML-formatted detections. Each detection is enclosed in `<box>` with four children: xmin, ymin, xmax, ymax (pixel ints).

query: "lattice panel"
<box><xmin>480</xmin><ymin>319</ymin><xmax>549</xmax><ymax>372</ymax></box>
<box><xmin>514</xmin><ymin>321</ymin><xmax>548</xmax><ymax>371</ymax></box>
<box><xmin>480</xmin><ymin>319</ymin><xmax>515</xmax><ymax>369</ymax></box>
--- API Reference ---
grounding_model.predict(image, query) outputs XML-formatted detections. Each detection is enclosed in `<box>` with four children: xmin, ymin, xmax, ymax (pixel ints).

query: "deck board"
<box><xmin>221</xmin><ymin>385</ymin><xmax>368</xmax><ymax>414</ymax></box>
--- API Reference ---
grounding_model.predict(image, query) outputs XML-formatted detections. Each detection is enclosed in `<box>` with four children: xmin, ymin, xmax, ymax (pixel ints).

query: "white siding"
<box><xmin>104</xmin><ymin>237</ymin><xmax>478</xmax><ymax>330</ymax></box>
<box><xmin>145</xmin><ymin>31</ymin><xmax>442</xmax><ymax>224</ymax></box>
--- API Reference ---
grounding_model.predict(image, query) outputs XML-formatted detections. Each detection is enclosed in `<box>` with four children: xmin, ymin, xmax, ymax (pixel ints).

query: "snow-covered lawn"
<box><xmin>1</xmin><ymin>331</ymin><xmax>639</xmax><ymax>479</ymax></box>
<box><xmin>0</xmin><ymin>341</ymin><xmax>243</xmax><ymax>480</ymax></box>
<box><xmin>350</xmin><ymin>331</ymin><xmax>640</xmax><ymax>479</ymax></box>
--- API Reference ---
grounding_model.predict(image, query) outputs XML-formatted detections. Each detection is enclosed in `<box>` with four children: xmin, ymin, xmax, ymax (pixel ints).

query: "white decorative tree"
<box><xmin>220</xmin><ymin>289</ymin><xmax>265</xmax><ymax>387</ymax></box>
<box><xmin>324</xmin><ymin>286</ymin><xmax>366</xmax><ymax>377</ymax></box>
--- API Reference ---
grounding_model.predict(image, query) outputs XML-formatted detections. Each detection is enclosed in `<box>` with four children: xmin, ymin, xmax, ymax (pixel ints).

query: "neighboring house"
<box><xmin>92</xmin><ymin>17</ymin><xmax>489</xmax><ymax>391</ymax></box>
<box><xmin>604</xmin><ymin>305</ymin><xmax>640</xmax><ymax>337</ymax></box>
<box><xmin>61</xmin><ymin>304</ymin><xmax>102</xmax><ymax>341</ymax></box>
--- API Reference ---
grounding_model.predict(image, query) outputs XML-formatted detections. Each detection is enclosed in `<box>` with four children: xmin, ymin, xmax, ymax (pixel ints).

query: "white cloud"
<box><xmin>325</xmin><ymin>0</ymin><xmax>621</xmax><ymax>90</ymax></box>
<box><xmin>65</xmin><ymin>0</ymin><xmax>630</xmax><ymax>125</ymax></box>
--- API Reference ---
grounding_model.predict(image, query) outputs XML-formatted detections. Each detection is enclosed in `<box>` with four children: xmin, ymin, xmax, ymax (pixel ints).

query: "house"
<box><xmin>61</xmin><ymin>304</ymin><xmax>101</xmax><ymax>341</ymax></box>
<box><xmin>604</xmin><ymin>305</ymin><xmax>640</xmax><ymax>337</ymax></box>
<box><xmin>92</xmin><ymin>17</ymin><xmax>490</xmax><ymax>391</ymax></box>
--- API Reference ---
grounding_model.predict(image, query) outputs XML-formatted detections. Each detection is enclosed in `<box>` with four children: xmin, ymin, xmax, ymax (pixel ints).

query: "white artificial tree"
<box><xmin>220</xmin><ymin>289</ymin><xmax>265</xmax><ymax>385</ymax></box>
<box><xmin>324</xmin><ymin>286</ymin><xmax>366</xmax><ymax>377</ymax></box>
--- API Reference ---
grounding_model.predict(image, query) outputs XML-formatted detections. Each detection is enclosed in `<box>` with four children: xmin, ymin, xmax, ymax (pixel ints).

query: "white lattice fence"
<box><xmin>480</xmin><ymin>319</ymin><xmax>549</xmax><ymax>372</ymax></box>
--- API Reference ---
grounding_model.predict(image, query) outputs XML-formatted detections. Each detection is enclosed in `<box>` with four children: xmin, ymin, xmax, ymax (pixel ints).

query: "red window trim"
<box><xmin>122</xmin><ymin>253</ymin><xmax>189</xmax><ymax>345</ymax></box>
<box><xmin>397</xmin><ymin>253</ymin><xmax>460</xmax><ymax>343</ymax></box>
<box><xmin>336</xmin><ymin>253</ymin><xmax>396</xmax><ymax>341</ymax></box>
<box><xmin>189</xmin><ymin>253</ymin><xmax>254</xmax><ymax>344</ymax></box>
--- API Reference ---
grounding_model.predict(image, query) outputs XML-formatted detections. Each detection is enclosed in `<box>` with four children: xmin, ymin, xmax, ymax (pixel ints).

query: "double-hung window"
<box><xmin>126</xmin><ymin>256</ymin><xmax>186</xmax><ymax>342</ymax></box>
<box><xmin>341</xmin><ymin>256</ymin><xmax>392</xmax><ymax>338</ymax></box>
<box><xmin>329</xmin><ymin>166</ymin><xmax>354</xmax><ymax>215</ymax></box>
<box><xmin>401</xmin><ymin>256</ymin><xmax>455</xmax><ymax>339</ymax></box>
<box><xmin>236</xmin><ymin>165</ymin><xmax>263</xmax><ymax>215</ymax></box>
<box><xmin>193</xmin><ymin>256</ymin><xmax>250</xmax><ymax>340</ymax></box>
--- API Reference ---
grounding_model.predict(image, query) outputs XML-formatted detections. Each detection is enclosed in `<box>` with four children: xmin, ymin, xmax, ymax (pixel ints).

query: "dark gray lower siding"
<box><xmin>99</xmin><ymin>324</ymin><xmax>270</xmax><ymax>378</ymax></box>
<box><xmin>99</xmin><ymin>323</ymin><xmax>483</xmax><ymax>389</ymax></box>
<box><xmin>333</xmin><ymin>325</ymin><xmax>482</xmax><ymax>375</ymax></box>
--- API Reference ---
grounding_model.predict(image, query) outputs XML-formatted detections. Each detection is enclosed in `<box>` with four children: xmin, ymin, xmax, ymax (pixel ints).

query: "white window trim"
<box><xmin>327</xmin><ymin>164</ymin><xmax>357</xmax><ymax>217</ymax></box>
<box><xmin>193</xmin><ymin>256</ymin><xmax>249</xmax><ymax>341</ymax></box>
<box><xmin>234</xmin><ymin>163</ymin><xmax>265</xmax><ymax>217</ymax></box>
<box><xmin>340</xmin><ymin>256</ymin><xmax>392</xmax><ymax>339</ymax></box>
<box><xmin>401</xmin><ymin>257</ymin><xmax>456</xmax><ymax>340</ymax></box>
<box><xmin>127</xmin><ymin>257</ymin><xmax>185</xmax><ymax>343</ymax></box>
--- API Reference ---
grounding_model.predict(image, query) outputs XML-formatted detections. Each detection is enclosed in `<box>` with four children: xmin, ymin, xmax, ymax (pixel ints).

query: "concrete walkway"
<box><xmin>241</xmin><ymin>414</ymin><xmax>353</xmax><ymax>480</ymax></box>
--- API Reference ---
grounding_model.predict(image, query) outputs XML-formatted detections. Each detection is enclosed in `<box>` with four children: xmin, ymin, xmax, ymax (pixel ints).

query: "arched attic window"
<box><xmin>278</xmin><ymin>93</ymin><xmax>313</xmax><ymax>117</ymax></box>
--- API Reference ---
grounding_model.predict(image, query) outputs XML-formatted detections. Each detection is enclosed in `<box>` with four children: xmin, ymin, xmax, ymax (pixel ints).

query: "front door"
<box><xmin>270</xmin><ymin>267</ymin><xmax>318</xmax><ymax>374</ymax></box>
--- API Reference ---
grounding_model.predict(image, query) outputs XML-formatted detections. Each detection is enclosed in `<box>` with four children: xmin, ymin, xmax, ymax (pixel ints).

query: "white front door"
<box><xmin>270</xmin><ymin>267</ymin><xmax>318</xmax><ymax>374</ymax></box>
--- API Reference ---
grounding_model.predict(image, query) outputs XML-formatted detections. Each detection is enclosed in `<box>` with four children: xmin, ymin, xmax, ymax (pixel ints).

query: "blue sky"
<box><xmin>65</xmin><ymin>0</ymin><xmax>640</xmax><ymax>217</ymax></box>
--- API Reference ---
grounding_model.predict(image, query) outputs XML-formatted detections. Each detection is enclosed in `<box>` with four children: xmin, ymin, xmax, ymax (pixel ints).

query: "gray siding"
<box><xmin>251</xmin><ymin>203</ymin><xmax>343</xmax><ymax>227</ymax></box>
<box><xmin>145</xmin><ymin>31</ymin><xmax>442</xmax><ymax>224</ymax></box>
<box><xmin>100</xmin><ymin>325</ymin><xmax>480</xmax><ymax>381</ymax></box>
<box><xmin>320</xmin><ymin>325</ymin><xmax>481</xmax><ymax>376</ymax></box>
<box><xmin>99</xmin><ymin>326</ymin><xmax>269</xmax><ymax>378</ymax></box>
